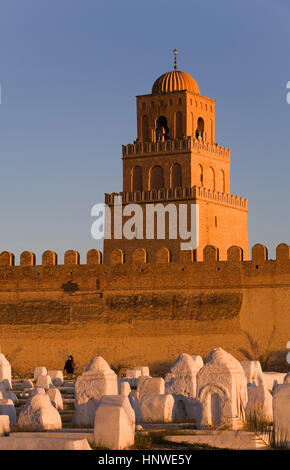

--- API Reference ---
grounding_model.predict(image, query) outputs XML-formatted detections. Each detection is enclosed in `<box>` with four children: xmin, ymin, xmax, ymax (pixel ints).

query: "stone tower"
<box><xmin>103</xmin><ymin>57</ymin><xmax>248</xmax><ymax>263</ymax></box>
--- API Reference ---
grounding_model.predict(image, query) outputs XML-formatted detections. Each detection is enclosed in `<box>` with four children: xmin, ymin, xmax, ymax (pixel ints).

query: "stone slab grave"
<box><xmin>165</xmin><ymin>353</ymin><xmax>203</xmax><ymax>398</ymax></box>
<box><xmin>34</xmin><ymin>367</ymin><xmax>47</xmax><ymax>381</ymax></box>
<box><xmin>164</xmin><ymin>430</ymin><xmax>270</xmax><ymax>450</ymax></box>
<box><xmin>196</xmin><ymin>347</ymin><xmax>248</xmax><ymax>429</ymax></box>
<box><xmin>17</xmin><ymin>388</ymin><xmax>62</xmax><ymax>431</ymax></box>
<box><xmin>273</xmin><ymin>383</ymin><xmax>290</xmax><ymax>448</ymax></box>
<box><xmin>0</xmin><ymin>352</ymin><xmax>12</xmax><ymax>389</ymax></box>
<box><xmin>246</xmin><ymin>383</ymin><xmax>273</xmax><ymax>423</ymax></box>
<box><xmin>47</xmin><ymin>370</ymin><xmax>64</xmax><ymax>387</ymax></box>
<box><xmin>263</xmin><ymin>372</ymin><xmax>286</xmax><ymax>391</ymax></box>
<box><xmin>0</xmin><ymin>415</ymin><xmax>10</xmax><ymax>436</ymax></box>
<box><xmin>94</xmin><ymin>395</ymin><xmax>135</xmax><ymax>450</ymax></box>
<box><xmin>137</xmin><ymin>377</ymin><xmax>165</xmax><ymax>400</ymax></box>
<box><xmin>140</xmin><ymin>394</ymin><xmax>175</xmax><ymax>423</ymax></box>
<box><xmin>0</xmin><ymin>433</ymin><xmax>91</xmax><ymax>450</ymax></box>
<box><xmin>240</xmin><ymin>360</ymin><xmax>265</xmax><ymax>386</ymax></box>
<box><xmin>36</xmin><ymin>374</ymin><xmax>53</xmax><ymax>390</ymax></box>
<box><xmin>73</xmin><ymin>356</ymin><xmax>118</xmax><ymax>427</ymax></box>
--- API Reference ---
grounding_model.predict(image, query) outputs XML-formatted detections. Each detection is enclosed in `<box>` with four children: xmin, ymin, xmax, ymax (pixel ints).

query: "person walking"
<box><xmin>63</xmin><ymin>355</ymin><xmax>75</xmax><ymax>375</ymax></box>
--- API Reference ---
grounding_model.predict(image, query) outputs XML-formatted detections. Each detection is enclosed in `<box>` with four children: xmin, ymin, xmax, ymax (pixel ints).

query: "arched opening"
<box><xmin>210</xmin><ymin>393</ymin><xmax>222</xmax><ymax>427</ymax></box>
<box><xmin>198</xmin><ymin>164</ymin><xmax>203</xmax><ymax>186</ymax></box>
<box><xmin>208</xmin><ymin>167</ymin><xmax>215</xmax><ymax>191</ymax></box>
<box><xmin>150</xmin><ymin>165</ymin><xmax>164</xmax><ymax>190</ymax></box>
<box><xmin>171</xmin><ymin>163</ymin><xmax>182</xmax><ymax>188</ymax></box>
<box><xmin>132</xmin><ymin>166</ymin><xmax>143</xmax><ymax>192</ymax></box>
<box><xmin>155</xmin><ymin>116</ymin><xmax>170</xmax><ymax>142</ymax></box>
<box><xmin>142</xmin><ymin>115</ymin><xmax>150</xmax><ymax>142</ymax></box>
<box><xmin>175</xmin><ymin>111</ymin><xmax>183</xmax><ymax>138</ymax></box>
<box><xmin>196</xmin><ymin>117</ymin><xmax>204</xmax><ymax>140</ymax></box>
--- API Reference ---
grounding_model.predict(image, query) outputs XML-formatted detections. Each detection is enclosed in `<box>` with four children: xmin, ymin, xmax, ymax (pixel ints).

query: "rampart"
<box><xmin>0</xmin><ymin>243</ymin><xmax>290</xmax><ymax>375</ymax></box>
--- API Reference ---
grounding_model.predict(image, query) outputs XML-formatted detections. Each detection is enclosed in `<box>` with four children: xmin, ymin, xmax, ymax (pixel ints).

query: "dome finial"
<box><xmin>173</xmin><ymin>49</ymin><xmax>178</xmax><ymax>70</ymax></box>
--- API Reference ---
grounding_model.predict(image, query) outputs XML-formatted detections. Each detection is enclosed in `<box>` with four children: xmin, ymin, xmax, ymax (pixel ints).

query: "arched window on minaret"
<box><xmin>208</xmin><ymin>167</ymin><xmax>215</xmax><ymax>191</ymax></box>
<box><xmin>142</xmin><ymin>115</ymin><xmax>150</xmax><ymax>142</ymax></box>
<box><xmin>198</xmin><ymin>164</ymin><xmax>204</xmax><ymax>187</ymax></box>
<box><xmin>150</xmin><ymin>165</ymin><xmax>164</xmax><ymax>190</ymax></box>
<box><xmin>132</xmin><ymin>166</ymin><xmax>143</xmax><ymax>192</ymax></box>
<box><xmin>171</xmin><ymin>163</ymin><xmax>182</xmax><ymax>188</ymax></box>
<box><xmin>175</xmin><ymin>111</ymin><xmax>183</xmax><ymax>138</ymax></box>
<box><xmin>196</xmin><ymin>117</ymin><xmax>204</xmax><ymax>140</ymax></box>
<box><xmin>155</xmin><ymin>116</ymin><xmax>170</xmax><ymax>142</ymax></box>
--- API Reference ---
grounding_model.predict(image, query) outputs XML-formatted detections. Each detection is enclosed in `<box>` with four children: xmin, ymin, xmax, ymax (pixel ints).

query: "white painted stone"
<box><xmin>47</xmin><ymin>370</ymin><xmax>64</xmax><ymax>387</ymax></box>
<box><xmin>34</xmin><ymin>367</ymin><xmax>47</xmax><ymax>381</ymax></box>
<box><xmin>246</xmin><ymin>383</ymin><xmax>273</xmax><ymax>422</ymax></box>
<box><xmin>240</xmin><ymin>361</ymin><xmax>265</xmax><ymax>385</ymax></box>
<box><xmin>0</xmin><ymin>399</ymin><xmax>16</xmax><ymax>427</ymax></box>
<box><xmin>128</xmin><ymin>391</ymin><xmax>143</xmax><ymax>425</ymax></box>
<box><xmin>165</xmin><ymin>353</ymin><xmax>203</xmax><ymax>398</ymax></box>
<box><xmin>0</xmin><ymin>434</ymin><xmax>91</xmax><ymax>450</ymax></box>
<box><xmin>137</xmin><ymin>377</ymin><xmax>165</xmax><ymax>399</ymax></box>
<box><xmin>273</xmin><ymin>384</ymin><xmax>290</xmax><ymax>448</ymax></box>
<box><xmin>17</xmin><ymin>389</ymin><xmax>62</xmax><ymax>431</ymax></box>
<box><xmin>0</xmin><ymin>415</ymin><xmax>10</xmax><ymax>436</ymax></box>
<box><xmin>134</xmin><ymin>366</ymin><xmax>150</xmax><ymax>376</ymax></box>
<box><xmin>0</xmin><ymin>354</ymin><xmax>12</xmax><ymax>389</ymax></box>
<box><xmin>283</xmin><ymin>372</ymin><xmax>290</xmax><ymax>384</ymax></box>
<box><xmin>119</xmin><ymin>381</ymin><xmax>131</xmax><ymax>396</ymax></box>
<box><xmin>126</xmin><ymin>369</ymin><xmax>141</xmax><ymax>379</ymax></box>
<box><xmin>47</xmin><ymin>388</ymin><xmax>63</xmax><ymax>410</ymax></box>
<box><xmin>73</xmin><ymin>356</ymin><xmax>118</xmax><ymax>427</ymax></box>
<box><xmin>94</xmin><ymin>395</ymin><xmax>135</xmax><ymax>450</ymax></box>
<box><xmin>263</xmin><ymin>372</ymin><xmax>286</xmax><ymax>391</ymax></box>
<box><xmin>36</xmin><ymin>374</ymin><xmax>53</xmax><ymax>390</ymax></box>
<box><xmin>140</xmin><ymin>394</ymin><xmax>175</xmax><ymax>423</ymax></box>
<box><xmin>196</xmin><ymin>347</ymin><xmax>248</xmax><ymax>429</ymax></box>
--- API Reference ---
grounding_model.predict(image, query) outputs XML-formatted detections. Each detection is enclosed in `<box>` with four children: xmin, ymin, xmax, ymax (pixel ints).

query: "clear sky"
<box><xmin>0</xmin><ymin>0</ymin><xmax>289</xmax><ymax>262</ymax></box>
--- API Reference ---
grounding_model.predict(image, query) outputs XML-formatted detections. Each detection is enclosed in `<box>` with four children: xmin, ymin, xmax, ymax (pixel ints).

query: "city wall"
<box><xmin>0</xmin><ymin>243</ymin><xmax>290</xmax><ymax>375</ymax></box>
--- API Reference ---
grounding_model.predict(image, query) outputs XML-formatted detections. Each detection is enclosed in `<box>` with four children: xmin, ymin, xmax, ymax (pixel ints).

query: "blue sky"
<box><xmin>0</xmin><ymin>0</ymin><xmax>289</xmax><ymax>262</ymax></box>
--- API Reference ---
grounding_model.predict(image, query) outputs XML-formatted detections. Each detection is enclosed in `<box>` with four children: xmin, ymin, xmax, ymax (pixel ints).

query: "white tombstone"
<box><xmin>47</xmin><ymin>370</ymin><xmax>64</xmax><ymax>387</ymax></box>
<box><xmin>128</xmin><ymin>390</ymin><xmax>143</xmax><ymax>425</ymax></box>
<box><xmin>0</xmin><ymin>353</ymin><xmax>12</xmax><ymax>389</ymax></box>
<box><xmin>246</xmin><ymin>383</ymin><xmax>273</xmax><ymax>423</ymax></box>
<box><xmin>36</xmin><ymin>374</ymin><xmax>53</xmax><ymax>390</ymax></box>
<box><xmin>240</xmin><ymin>361</ymin><xmax>265</xmax><ymax>385</ymax></box>
<box><xmin>47</xmin><ymin>388</ymin><xmax>63</xmax><ymax>410</ymax></box>
<box><xmin>34</xmin><ymin>367</ymin><xmax>47</xmax><ymax>381</ymax></box>
<box><xmin>0</xmin><ymin>399</ymin><xmax>16</xmax><ymax>427</ymax></box>
<box><xmin>126</xmin><ymin>370</ymin><xmax>141</xmax><ymax>379</ymax></box>
<box><xmin>165</xmin><ymin>353</ymin><xmax>203</xmax><ymax>398</ymax></box>
<box><xmin>0</xmin><ymin>415</ymin><xmax>10</xmax><ymax>436</ymax></box>
<box><xmin>17</xmin><ymin>388</ymin><xmax>62</xmax><ymax>431</ymax></box>
<box><xmin>73</xmin><ymin>356</ymin><xmax>118</xmax><ymax>427</ymax></box>
<box><xmin>273</xmin><ymin>384</ymin><xmax>290</xmax><ymax>448</ymax></box>
<box><xmin>140</xmin><ymin>394</ymin><xmax>175</xmax><ymax>423</ymax></box>
<box><xmin>119</xmin><ymin>381</ymin><xmax>131</xmax><ymax>396</ymax></box>
<box><xmin>94</xmin><ymin>395</ymin><xmax>135</xmax><ymax>450</ymax></box>
<box><xmin>137</xmin><ymin>377</ymin><xmax>165</xmax><ymax>400</ymax></box>
<box><xmin>263</xmin><ymin>372</ymin><xmax>286</xmax><ymax>391</ymax></box>
<box><xmin>134</xmin><ymin>366</ymin><xmax>150</xmax><ymax>377</ymax></box>
<box><xmin>196</xmin><ymin>347</ymin><xmax>248</xmax><ymax>429</ymax></box>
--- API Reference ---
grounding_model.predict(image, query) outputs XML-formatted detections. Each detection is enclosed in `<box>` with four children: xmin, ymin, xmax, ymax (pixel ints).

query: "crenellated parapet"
<box><xmin>0</xmin><ymin>244</ymin><xmax>289</xmax><ymax>268</ymax></box>
<box><xmin>105</xmin><ymin>185</ymin><xmax>247</xmax><ymax>210</ymax></box>
<box><xmin>122</xmin><ymin>136</ymin><xmax>230</xmax><ymax>161</ymax></box>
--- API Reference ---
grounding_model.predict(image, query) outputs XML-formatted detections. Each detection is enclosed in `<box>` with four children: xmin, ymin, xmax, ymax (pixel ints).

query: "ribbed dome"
<box><xmin>152</xmin><ymin>70</ymin><xmax>200</xmax><ymax>94</ymax></box>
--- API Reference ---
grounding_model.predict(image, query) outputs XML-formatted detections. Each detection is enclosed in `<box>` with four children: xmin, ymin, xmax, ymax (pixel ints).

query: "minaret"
<box><xmin>104</xmin><ymin>52</ymin><xmax>248</xmax><ymax>263</ymax></box>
